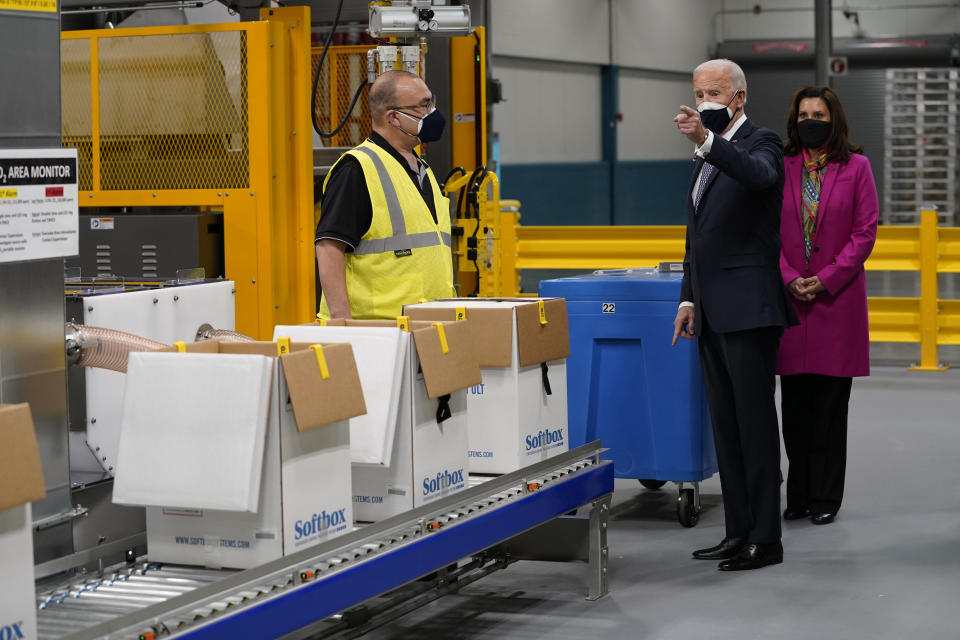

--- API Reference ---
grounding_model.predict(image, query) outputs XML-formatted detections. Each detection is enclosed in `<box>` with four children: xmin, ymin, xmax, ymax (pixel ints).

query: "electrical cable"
<box><xmin>465</xmin><ymin>166</ymin><xmax>487</xmax><ymax>297</ymax></box>
<box><xmin>311</xmin><ymin>0</ymin><xmax>369</xmax><ymax>138</ymax></box>
<box><xmin>441</xmin><ymin>167</ymin><xmax>467</xmax><ymax>219</ymax></box>
<box><xmin>456</xmin><ymin>181</ymin><xmax>468</xmax><ymax>220</ymax></box>
<box><xmin>322</xmin><ymin>80</ymin><xmax>369</xmax><ymax>138</ymax></box>
<box><xmin>472</xmin><ymin>31</ymin><xmax>482</xmax><ymax>169</ymax></box>
<box><xmin>441</xmin><ymin>167</ymin><xmax>466</xmax><ymax>190</ymax></box>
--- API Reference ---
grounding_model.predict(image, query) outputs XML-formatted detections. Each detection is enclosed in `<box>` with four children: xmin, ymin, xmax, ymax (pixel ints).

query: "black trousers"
<box><xmin>780</xmin><ymin>374</ymin><xmax>853</xmax><ymax>515</ymax></box>
<box><xmin>698</xmin><ymin>315</ymin><xmax>783</xmax><ymax>545</ymax></box>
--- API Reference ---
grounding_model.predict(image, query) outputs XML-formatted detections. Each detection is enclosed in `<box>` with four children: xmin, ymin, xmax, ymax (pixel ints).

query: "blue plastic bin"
<box><xmin>540</xmin><ymin>269</ymin><xmax>717</xmax><ymax>484</ymax></box>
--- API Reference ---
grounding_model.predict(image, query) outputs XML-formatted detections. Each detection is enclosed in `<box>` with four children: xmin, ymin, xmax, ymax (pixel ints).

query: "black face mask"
<box><xmin>395</xmin><ymin>108</ymin><xmax>446</xmax><ymax>143</ymax></box>
<box><xmin>698</xmin><ymin>90</ymin><xmax>741</xmax><ymax>135</ymax></box>
<box><xmin>797</xmin><ymin>118</ymin><xmax>831</xmax><ymax>150</ymax></box>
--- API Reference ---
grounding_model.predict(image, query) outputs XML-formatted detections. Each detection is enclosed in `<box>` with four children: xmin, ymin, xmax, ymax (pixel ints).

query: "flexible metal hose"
<box><xmin>65</xmin><ymin>323</ymin><xmax>168</xmax><ymax>373</ymax></box>
<box><xmin>194</xmin><ymin>324</ymin><xmax>255</xmax><ymax>343</ymax></box>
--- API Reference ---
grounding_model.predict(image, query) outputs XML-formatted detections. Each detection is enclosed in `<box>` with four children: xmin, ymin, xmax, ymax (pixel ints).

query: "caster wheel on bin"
<box><xmin>639</xmin><ymin>479</ymin><xmax>667</xmax><ymax>490</ymax></box>
<box><xmin>677</xmin><ymin>488</ymin><xmax>700</xmax><ymax>527</ymax></box>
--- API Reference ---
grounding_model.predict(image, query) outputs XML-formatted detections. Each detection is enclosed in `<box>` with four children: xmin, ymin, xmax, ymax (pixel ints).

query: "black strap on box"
<box><xmin>436</xmin><ymin>394</ymin><xmax>452</xmax><ymax>424</ymax></box>
<box><xmin>541</xmin><ymin>362</ymin><xmax>553</xmax><ymax>396</ymax></box>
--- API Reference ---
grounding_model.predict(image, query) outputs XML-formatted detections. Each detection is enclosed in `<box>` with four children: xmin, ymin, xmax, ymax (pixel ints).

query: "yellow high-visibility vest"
<box><xmin>317</xmin><ymin>140</ymin><xmax>455</xmax><ymax>319</ymax></box>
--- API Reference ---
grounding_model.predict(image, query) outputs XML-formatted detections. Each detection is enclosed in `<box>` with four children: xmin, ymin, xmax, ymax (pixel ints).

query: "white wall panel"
<box><xmin>613</xmin><ymin>0</ymin><xmax>720</xmax><ymax>73</ymax></box>
<box><xmin>719</xmin><ymin>0</ymin><xmax>960</xmax><ymax>40</ymax></box>
<box><xmin>490</xmin><ymin>0</ymin><xmax>610</xmax><ymax>65</ymax></box>
<box><xmin>617</xmin><ymin>71</ymin><xmax>697</xmax><ymax>161</ymax></box>
<box><xmin>492</xmin><ymin>57</ymin><xmax>603</xmax><ymax>164</ymax></box>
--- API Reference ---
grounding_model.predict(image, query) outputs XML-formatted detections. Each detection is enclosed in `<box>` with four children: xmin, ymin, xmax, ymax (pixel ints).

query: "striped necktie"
<box><xmin>694</xmin><ymin>162</ymin><xmax>715</xmax><ymax>209</ymax></box>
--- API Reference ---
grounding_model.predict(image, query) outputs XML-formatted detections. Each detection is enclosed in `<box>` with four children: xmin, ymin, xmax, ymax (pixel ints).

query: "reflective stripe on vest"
<box><xmin>354</xmin><ymin>230</ymin><xmax>451</xmax><ymax>255</ymax></box>
<box><xmin>352</xmin><ymin>145</ymin><xmax>450</xmax><ymax>256</ymax></box>
<box><xmin>317</xmin><ymin>140</ymin><xmax>454</xmax><ymax>320</ymax></box>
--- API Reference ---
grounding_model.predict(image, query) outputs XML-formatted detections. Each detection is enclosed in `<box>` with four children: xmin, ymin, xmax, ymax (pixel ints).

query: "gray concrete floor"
<box><xmin>364</xmin><ymin>366</ymin><xmax>960</xmax><ymax>639</ymax></box>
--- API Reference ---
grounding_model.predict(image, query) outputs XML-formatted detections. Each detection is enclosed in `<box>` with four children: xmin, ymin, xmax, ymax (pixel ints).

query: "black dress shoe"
<box><xmin>783</xmin><ymin>506</ymin><xmax>811</xmax><ymax>520</ymax></box>
<box><xmin>718</xmin><ymin>542</ymin><xmax>783</xmax><ymax>571</ymax></box>
<box><xmin>810</xmin><ymin>512</ymin><xmax>836</xmax><ymax>525</ymax></box>
<box><xmin>692</xmin><ymin>536</ymin><xmax>746</xmax><ymax>560</ymax></box>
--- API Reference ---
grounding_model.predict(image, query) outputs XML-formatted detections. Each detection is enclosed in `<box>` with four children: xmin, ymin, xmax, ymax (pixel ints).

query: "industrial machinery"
<box><xmin>34</xmin><ymin>443</ymin><xmax>613</xmax><ymax>640</ymax></box>
<box><xmin>0</xmin><ymin>5</ymin><xmax>618</xmax><ymax>640</ymax></box>
<box><xmin>61</xmin><ymin>7</ymin><xmax>315</xmax><ymax>340</ymax></box>
<box><xmin>310</xmin><ymin>1</ymin><xmax>495</xmax><ymax>299</ymax></box>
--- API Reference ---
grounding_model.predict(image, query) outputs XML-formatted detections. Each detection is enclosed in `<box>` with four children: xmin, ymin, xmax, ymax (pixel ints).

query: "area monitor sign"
<box><xmin>0</xmin><ymin>148</ymin><xmax>78</xmax><ymax>263</ymax></box>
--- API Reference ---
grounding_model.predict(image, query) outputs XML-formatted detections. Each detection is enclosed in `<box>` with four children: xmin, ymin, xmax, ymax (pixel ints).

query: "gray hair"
<box><xmin>694</xmin><ymin>58</ymin><xmax>747</xmax><ymax>105</ymax></box>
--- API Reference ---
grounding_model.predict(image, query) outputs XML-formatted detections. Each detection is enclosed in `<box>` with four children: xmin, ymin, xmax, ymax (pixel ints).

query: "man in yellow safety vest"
<box><xmin>315</xmin><ymin>70</ymin><xmax>455</xmax><ymax>319</ymax></box>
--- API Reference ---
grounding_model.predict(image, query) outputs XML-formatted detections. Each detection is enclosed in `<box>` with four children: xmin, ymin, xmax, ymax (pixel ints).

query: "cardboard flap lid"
<box><xmin>405</xmin><ymin>306</ymin><xmax>514</xmax><ymax>367</ymax></box>
<box><xmin>216</xmin><ymin>341</ymin><xmax>283</xmax><ymax>357</ymax></box>
<box><xmin>216</xmin><ymin>340</ymin><xmax>367</xmax><ymax>431</ymax></box>
<box><xmin>0</xmin><ymin>404</ymin><xmax>46</xmax><ymax>511</ymax></box>
<box><xmin>411</xmin><ymin>321</ymin><xmax>482</xmax><ymax>398</ymax></box>
<box><xmin>515</xmin><ymin>298</ymin><xmax>570</xmax><ymax>367</ymax></box>
<box><xmin>280</xmin><ymin>343</ymin><xmax>368</xmax><ymax>431</ymax></box>
<box><xmin>272</xmin><ymin>324</ymin><xmax>408</xmax><ymax>466</ymax></box>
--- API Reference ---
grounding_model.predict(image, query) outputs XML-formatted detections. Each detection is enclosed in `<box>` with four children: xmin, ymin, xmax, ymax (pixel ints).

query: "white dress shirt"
<box><xmin>690</xmin><ymin>112</ymin><xmax>748</xmax><ymax>207</ymax></box>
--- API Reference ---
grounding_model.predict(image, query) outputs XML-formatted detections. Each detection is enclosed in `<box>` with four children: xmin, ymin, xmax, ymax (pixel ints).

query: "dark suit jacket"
<box><xmin>680</xmin><ymin>118</ymin><xmax>798</xmax><ymax>334</ymax></box>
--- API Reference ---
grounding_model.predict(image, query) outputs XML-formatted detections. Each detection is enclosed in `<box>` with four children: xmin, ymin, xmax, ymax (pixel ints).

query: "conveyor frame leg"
<box><xmin>586</xmin><ymin>492</ymin><xmax>611</xmax><ymax>601</ymax></box>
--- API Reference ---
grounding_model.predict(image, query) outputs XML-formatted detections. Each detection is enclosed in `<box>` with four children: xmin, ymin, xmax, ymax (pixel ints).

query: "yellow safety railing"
<box><xmin>61</xmin><ymin>8</ymin><xmax>315</xmax><ymax>339</ymax></box>
<box><xmin>499</xmin><ymin>209</ymin><xmax>959</xmax><ymax>371</ymax></box>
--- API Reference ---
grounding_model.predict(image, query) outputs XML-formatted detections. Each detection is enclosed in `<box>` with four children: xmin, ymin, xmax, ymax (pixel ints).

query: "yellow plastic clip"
<box><xmin>317</xmin><ymin>317</ymin><xmax>327</xmax><ymax>326</ymax></box>
<box><xmin>538</xmin><ymin>300</ymin><xmax>548</xmax><ymax>326</ymax></box>
<box><xmin>455</xmin><ymin>306</ymin><xmax>466</xmax><ymax>321</ymax></box>
<box><xmin>309</xmin><ymin>344</ymin><xmax>330</xmax><ymax>380</ymax></box>
<box><xmin>432</xmin><ymin>322</ymin><xmax>449</xmax><ymax>354</ymax></box>
<box><xmin>397</xmin><ymin>316</ymin><xmax>410</xmax><ymax>332</ymax></box>
<box><xmin>276</xmin><ymin>336</ymin><xmax>291</xmax><ymax>356</ymax></box>
<box><xmin>174</xmin><ymin>341</ymin><xmax>186</xmax><ymax>353</ymax></box>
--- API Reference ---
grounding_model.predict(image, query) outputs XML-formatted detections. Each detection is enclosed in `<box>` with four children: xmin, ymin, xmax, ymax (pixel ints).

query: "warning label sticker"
<box><xmin>0</xmin><ymin>0</ymin><xmax>57</xmax><ymax>12</ymax></box>
<box><xmin>0</xmin><ymin>149</ymin><xmax>78</xmax><ymax>263</ymax></box>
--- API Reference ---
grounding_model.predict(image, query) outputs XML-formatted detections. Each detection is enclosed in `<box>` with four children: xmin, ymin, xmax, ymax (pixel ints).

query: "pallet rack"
<box><xmin>884</xmin><ymin>68</ymin><xmax>958</xmax><ymax>225</ymax></box>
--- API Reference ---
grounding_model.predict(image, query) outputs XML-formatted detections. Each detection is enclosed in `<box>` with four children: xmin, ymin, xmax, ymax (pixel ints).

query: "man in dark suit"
<box><xmin>671</xmin><ymin>58</ymin><xmax>797</xmax><ymax>571</ymax></box>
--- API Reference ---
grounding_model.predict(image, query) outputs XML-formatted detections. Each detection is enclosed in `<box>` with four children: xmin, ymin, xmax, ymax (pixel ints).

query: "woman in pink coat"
<box><xmin>778</xmin><ymin>86</ymin><xmax>878</xmax><ymax>525</ymax></box>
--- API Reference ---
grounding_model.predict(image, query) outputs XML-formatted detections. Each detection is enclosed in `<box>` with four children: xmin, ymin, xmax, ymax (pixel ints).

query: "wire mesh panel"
<box><xmin>884</xmin><ymin>68</ymin><xmax>958</xmax><ymax>225</ymax></box>
<box><xmin>98</xmin><ymin>30</ymin><xmax>249</xmax><ymax>190</ymax></box>
<box><xmin>312</xmin><ymin>45</ymin><xmax>372</xmax><ymax>148</ymax></box>
<box><xmin>61</xmin><ymin>29</ymin><xmax>252</xmax><ymax>192</ymax></box>
<box><xmin>61</xmin><ymin>37</ymin><xmax>93</xmax><ymax>191</ymax></box>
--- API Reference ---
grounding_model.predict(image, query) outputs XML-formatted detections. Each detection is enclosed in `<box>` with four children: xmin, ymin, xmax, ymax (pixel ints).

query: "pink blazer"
<box><xmin>777</xmin><ymin>153</ymin><xmax>879</xmax><ymax>377</ymax></box>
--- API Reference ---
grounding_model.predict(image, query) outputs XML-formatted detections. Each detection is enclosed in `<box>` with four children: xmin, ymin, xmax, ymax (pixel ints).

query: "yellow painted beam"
<box><xmin>260</xmin><ymin>6</ymin><xmax>315</xmax><ymax>335</ymax></box>
<box><xmin>505</xmin><ymin>220</ymin><xmax>958</xmax><ymax>366</ymax></box>
<box><xmin>89</xmin><ymin>36</ymin><xmax>100</xmax><ymax>194</ymax></box>
<box><xmin>909</xmin><ymin>209</ymin><xmax>949</xmax><ymax>370</ymax></box>
<box><xmin>77</xmin><ymin>190</ymin><xmax>225</xmax><ymax>207</ymax></box>
<box><xmin>938</xmin><ymin>227</ymin><xmax>960</xmax><ymax>273</ymax></box>
<box><xmin>868</xmin><ymin>297</ymin><xmax>921</xmax><ymax>343</ymax></box>
<box><xmin>510</xmin><ymin>224</ymin><xmax>960</xmax><ymax>274</ymax></box>
<box><xmin>939</xmin><ymin>299</ymin><xmax>960</xmax><ymax>346</ymax></box>
<box><xmin>449</xmin><ymin>27</ymin><xmax>486</xmax><ymax>170</ymax></box>
<box><xmin>63</xmin><ymin>15</ymin><xmax>314</xmax><ymax>340</ymax></box>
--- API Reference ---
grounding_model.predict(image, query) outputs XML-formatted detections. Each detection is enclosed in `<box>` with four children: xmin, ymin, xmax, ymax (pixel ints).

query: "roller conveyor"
<box><xmin>37</xmin><ymin>441</ymin><xmax>613</xmax><ymax>640</ymax></box>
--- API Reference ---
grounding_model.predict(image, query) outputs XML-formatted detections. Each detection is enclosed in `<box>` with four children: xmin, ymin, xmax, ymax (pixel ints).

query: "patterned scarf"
<box><xmin>801</xmin><ymin>149</ymin><xmax>830</xmax><ymax>262</ymax></box>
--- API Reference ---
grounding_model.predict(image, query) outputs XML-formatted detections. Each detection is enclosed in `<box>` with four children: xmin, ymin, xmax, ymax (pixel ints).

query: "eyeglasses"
<box><xmin>391</xmin><ymin>97</ymin><xmax>435</xmax><ymax>112</ymax></box>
